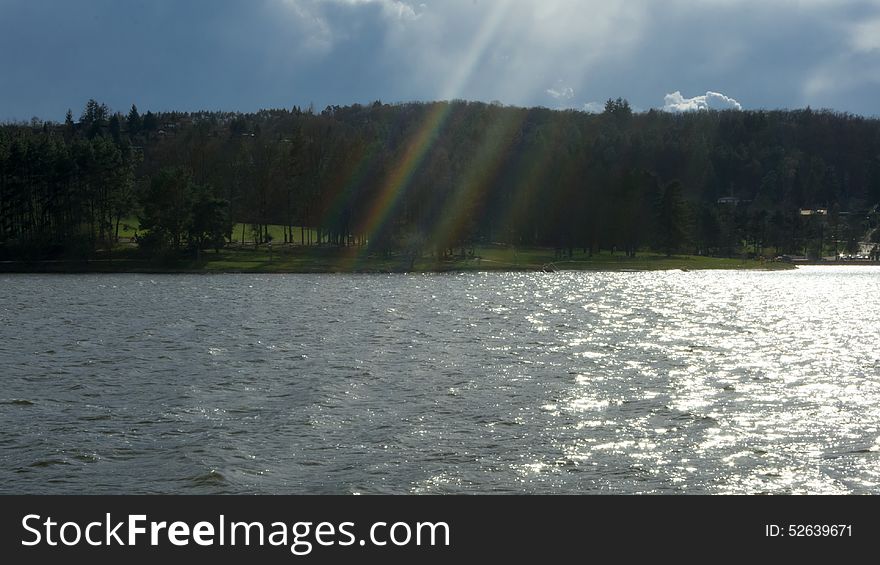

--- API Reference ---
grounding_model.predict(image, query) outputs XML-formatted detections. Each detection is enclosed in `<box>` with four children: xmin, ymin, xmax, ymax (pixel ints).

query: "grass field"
<box><xmin>10</xmin><ymin>219</ymin><xmax>791</xmax><ymax>273</ymax></box>
<box><xmin>118</xmin><ymin>218</ymin><xmax>320</xmax><ymax>245</ymax></box>
<box><xmin>1</xmin><ymin>245</ymin><xmax>791</xmax><ymax>274</ymax></box>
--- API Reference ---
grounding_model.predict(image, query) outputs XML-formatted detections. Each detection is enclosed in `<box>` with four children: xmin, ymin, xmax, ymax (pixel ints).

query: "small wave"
<box><xmin>188</xmin><ymin>469</ymin><xmax>228</xmax><ymax>487</ymax></box>
<box><xmin>29</xmin><ymin>459</ymin><xmax>70</xmax><ymax>468</ymax></box>
<box><xmin>8</xmin><ymin>399</ymin><xmax>34</xmax><ymax>406</ymax></box>
<box><xmin>843</xmin><ymin>445</ymin><xmax>880</xmax><ymax>455</ymax></box>
<box><xmin>79</xmin><ymin>414</ymin><xmax>112</xmax><ymax>421</ymax></box>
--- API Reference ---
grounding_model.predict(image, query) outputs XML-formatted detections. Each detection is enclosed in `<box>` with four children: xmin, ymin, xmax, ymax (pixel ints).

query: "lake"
<box><xmin>1</xmin><ymin>267</ymin><xmax>879</xmax><ymax>494</ymax></box>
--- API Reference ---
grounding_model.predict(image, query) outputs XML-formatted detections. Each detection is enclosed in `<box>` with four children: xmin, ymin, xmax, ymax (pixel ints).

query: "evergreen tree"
<box><xmin>138</xmin><ymin>167</ymin><xmax>194</xmax><ymax>251</ymax></box>
<box><xmin>127</xmin><ymin>104</ymin><xmax>141</xmax><ymax>135</ymax></box>
<box><xmin>108</xmin><ymin>114</ymin><xmax>122</xmax><ymax>143</ymax></box>
<box><xmin>142</xmin><ymin>111</ymin><xmax>158</xmax><ymax>132</ymax></box>
<box><xmin>656</xmin><ymin>180</ymin><xmax>688</xmax><ymax>256</ymax></box>
<box><xmin>188</xmin><ymin>189</ymin><xmax>233</xmax><ymax>253</ymax></box>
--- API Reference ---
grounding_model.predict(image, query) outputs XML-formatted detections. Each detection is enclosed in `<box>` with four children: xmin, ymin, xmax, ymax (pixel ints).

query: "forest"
<box><xmin>1</xmin><ymin>98</ymin><xmax>879</xmax><ymax>264</ymax></box>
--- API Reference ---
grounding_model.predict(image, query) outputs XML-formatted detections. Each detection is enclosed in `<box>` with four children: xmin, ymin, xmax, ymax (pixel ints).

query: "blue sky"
<box><xmin>2</xmin><ymin>0</ymin><xmax>879</xmax><ymax>121</ymax></box>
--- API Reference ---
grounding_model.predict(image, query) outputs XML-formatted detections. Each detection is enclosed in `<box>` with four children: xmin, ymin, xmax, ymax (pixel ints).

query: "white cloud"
<box><xmin>275</xmin><ymin>0</ymin><xmax>335</xmax><ymax>54</ymax></box>
<box><xmin>273</xmin><ymin>0</ymin><xmax>421</xmax><ymax>56</ymax></box>
<box><xmin>278</xmin><ymin>0</ymin><xmax>649</xmax><ymax>105</ymax></box>
<box><xmin>546</xmin><ymin>86</ymin><xmax>574</xmax><ymax>100</ymax></box>
<box><xmin>583</xmin><ymin>101</ymin><xmax>604</xmax><ymax>113</ymax></box>
<box><xmin>269</xmin><ymin>0</ymin><xmax>880</xmax><ymax>114</ymax></box>
<box><xmin>851</xmin><ymin>18</ymin><xmax>880</xmax><ymax>52</ymax></box>
<box><xmin>662</xmin><ymin>90</ymin><xmax>742</xmax><ymax>112</ymax></box>
<box><xmin>335</xmin><ymin>0</ymin><xmax>421</xmax><ymax>20</ymax></box>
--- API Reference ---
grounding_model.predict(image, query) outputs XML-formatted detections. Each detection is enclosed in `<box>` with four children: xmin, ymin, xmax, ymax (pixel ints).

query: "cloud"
<box><xmin>237</xmin><ymin>1</ymin><xmax>880</xmax><ymax>114</ymax></box>
<box><xmin>546</xmin><ymin>86</ymin><xmax>574</xmax><ymax>100</ymax></box>
<box><xmin>5</xmin><ymin>0</ymin><xmax>880</xmax><ymax>119</ymax></box>
<box><xmin>850</xmin><ymin>17</ymin><xmax>880</xmax><ymax>52</ymax></box>
<box><xmin>800</xmin><ymin>16</ymin><xmax>880</xmax><ymax>112</ymax></box>
<box><xmin>662</xmin><ymin>91</ymin><xmax>742</xmax><ymax>112</ymax></box>
<box><xmin>334</xmin><ymin>0</ymin><xmax>421</xmax><ymax>20</ymax></box>
<box><xmin>277</xmin><ymin>0</ymin><xmax>649</xmax><ymax>106</ymax></box>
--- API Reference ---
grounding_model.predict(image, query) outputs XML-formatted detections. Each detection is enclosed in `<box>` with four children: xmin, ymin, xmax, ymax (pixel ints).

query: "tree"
<box><xmin>142</xmin><ymin>111</ymin><xmax>158</xmax><ymax>132</ymax></box>
<box><xmin>110</xmin><ymin>147</ymin><xmax>138</xmax><ymax>242</ymax></box>
<box><xmin>63</xmin><ymin>109</ymin><xmax>75</xmax><ymax>142</ymax></box>
<box><xmin>696</xmin><ymin>205</ymin><xmax>722</xmax><ymax>255</ymax></box>
<box><xmin>604</xmin><ymin>97</ymin><xmax>632</xmax><ymax>123</ymax></box>
<box><xmin>138</xmin><ymin>167</ymin><xmax>194</xmax><ymax>251</ymax></box>
<box><xmin>229</xmin><ymin>117</ymin><xmax>247</xmax><ymax>137</ymax></box>
<box><xmin>845</xmin><ymin>236</ymin><xmax>860</xmax><ymax>255</ymax></box>
<box><xmin>5</xmin><ymin>100</ymin><xmax>880</xmax><ymax>264</ymax></box>
<box><xmin>188</xmin><ymin>189</ymin><xmax>232</xmax><ymax>253</ymax></box>
<box><xmin>655</xmin><ymin>180</ymin><xmax>688</xmax><ymax>255</ymax></box>
<box><xmin>81</xmin><ymin>99</ymin><xmax>109</xmax><ymax>138</ymax></box>
<box><xmin>108</xmin><ymin>114</ymin><xmax>122</xmax><ymax>143</ymax></box>
<box><xmin>127</xmin><ymin>104</ymin><xmax>141</xmax><ymax>135</ymax></box>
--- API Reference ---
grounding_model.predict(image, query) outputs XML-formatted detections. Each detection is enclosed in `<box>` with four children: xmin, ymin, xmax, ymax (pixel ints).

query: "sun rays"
<box><xmin>327</xmin><ymin>3</ymin><xmax>515</xmax><ymax>269</ymax></box>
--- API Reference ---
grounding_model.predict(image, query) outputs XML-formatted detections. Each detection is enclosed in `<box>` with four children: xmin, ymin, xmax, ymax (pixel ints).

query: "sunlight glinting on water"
<box><xmin>1</xmin><ymin>267</ymin><xmax>878</xmax><ymax>494</ymax></box>
<box><xmin>496</xmin><ymin>267</ymin><xmax>880</xmax><ymax>494</ymax></box>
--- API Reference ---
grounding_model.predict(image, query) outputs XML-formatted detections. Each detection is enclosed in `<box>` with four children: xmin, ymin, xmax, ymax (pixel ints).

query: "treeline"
<box><xmin>0</xmin><ymin>124</ymin><xmax>136</xmax><ymax>257</ymax></box>
<box><xmin>2</xmin><ymin>98</ymin><xmax>880</xmax><ymax>260</ymax></box>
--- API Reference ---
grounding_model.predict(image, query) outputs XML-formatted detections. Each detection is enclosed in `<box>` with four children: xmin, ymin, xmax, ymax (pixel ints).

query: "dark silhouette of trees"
<box><xmin>188</xmin><ymin>189</ymin><xmax>233</xmax><ymax>253</ymax></box>
<box><xmin>604</xmin><ymin>97</ymin><xmax>632</xmax><ymax>124</ymax></box>
<box><xmin>127</xmin><ymin>105</ymin><xmax>141</xmax><ymax>135</ymax></box>
<box><xmin>656</xmin><ymin>180</ymin><xmax>689</xmax><ymax>255</ymax></box>
<box><xmin>80</xmin><ymin>99</ymin><xmax>109</xmax><ymax>139</ymax></box>
<box><xmin>142</xmin><ymin>111</ymin><xmax>158</xmax><ymax>133</ymax></box>
<box><xmin>138</xmin><ymin>167</ymin><xmax>194</xmax><ymax>251</ymax></box>
<box><xmin>108</xmin><ymin>114</ymin><xmax>122</xmax><ymax>143</ymax></box>
<box><xmin>2</xmin><ymin>98</ymin><xmax>880</xmax><ymax>262</ymax></box>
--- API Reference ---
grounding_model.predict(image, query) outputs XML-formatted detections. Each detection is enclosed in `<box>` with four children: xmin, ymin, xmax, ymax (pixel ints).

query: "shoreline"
<box><xmin>6</xmin><ymin>246</ymin><xmax>876</xmax><ymax>275</ymax></box>
<box><xmin>0</xmin><ymin>258</ymin><xmax>803</xmax><ymax>275</ymax></box>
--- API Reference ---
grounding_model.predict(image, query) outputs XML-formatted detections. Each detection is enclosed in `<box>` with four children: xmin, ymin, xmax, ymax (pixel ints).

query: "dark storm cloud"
<box><xmin>1</xmin><ymin>0</ymin><xmax>878</xmax><ymax>120</ymax></box>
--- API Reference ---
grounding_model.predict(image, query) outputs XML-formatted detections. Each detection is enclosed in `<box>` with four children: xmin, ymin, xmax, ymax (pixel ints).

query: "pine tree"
<box><xmin>108</xmin><ymin>114</ymin><xmax>122</xmax><ymax>143</ymax></box>
<box><xmin>127</xmin><ymin>104</ymin><xmax>141</xmax><ymax>134</ymax></box>
<box><xmin>142</xmin><ymin>111</ymin><xmax>158</xmax><ymax>132</ymax></box>
<box><xmin>656</xmin><ymin>180</ymin><xmax>688</xmax><ymax>256</ymax></box>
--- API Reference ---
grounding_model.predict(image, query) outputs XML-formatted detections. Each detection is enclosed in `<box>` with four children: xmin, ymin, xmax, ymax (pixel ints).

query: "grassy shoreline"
<box><xmin>0</xmin><ymin>245</ymin><xmax>797</xmax><ymax>274</ymax></box>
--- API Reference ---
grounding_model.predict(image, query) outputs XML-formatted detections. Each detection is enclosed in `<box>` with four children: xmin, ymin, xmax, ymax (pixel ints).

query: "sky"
<box><xmin>1</xmin><ymin>0</ymin><xmax>879</xmax><ymax>121</ymax></box>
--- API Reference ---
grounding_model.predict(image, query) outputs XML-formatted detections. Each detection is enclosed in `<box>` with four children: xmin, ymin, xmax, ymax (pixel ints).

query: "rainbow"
<box><xmin>338</xmin><ymin>101</ymin><xmax>454</xmax><ymax>269</ymax></box>
<box><xmin>318</xmin><ymin>137</ymin><xmax>375</xmax><ymax>244</ymax></box>
<box><xmin>427</xmin><ymin>106</ymin><xmax>527</xmax><ymax>251</ymax></box>
<box><xmin>331</xmin><ymin>2</ymin><xmax>514</xmax><ymax>269</ymax></box>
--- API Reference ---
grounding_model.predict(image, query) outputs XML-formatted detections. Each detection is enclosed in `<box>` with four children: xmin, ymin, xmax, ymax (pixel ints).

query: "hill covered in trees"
<box><xmin>2</xmin><ymin>98</ymin><xmax>879</xmax><ymax>264</ymax></box>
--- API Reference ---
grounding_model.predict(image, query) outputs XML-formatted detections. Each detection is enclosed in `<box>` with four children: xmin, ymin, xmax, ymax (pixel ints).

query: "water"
<box><xmin>1</xmin><ymin>267</ymin><xmax>879</xmax><ymax>494</ymax></box>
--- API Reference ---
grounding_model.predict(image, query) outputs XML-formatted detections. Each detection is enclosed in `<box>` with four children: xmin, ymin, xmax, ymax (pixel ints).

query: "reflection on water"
<box><xmin>1</xmin><ymin>267</ymin><xmax>879</xmax><ymax>494</ymax></box>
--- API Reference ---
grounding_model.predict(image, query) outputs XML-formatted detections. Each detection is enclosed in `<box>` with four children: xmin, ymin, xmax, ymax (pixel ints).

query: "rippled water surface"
<box><xmin>1</xmin><ymin>267</ymin><xmax>879</xmax><ymax>494</ymax></box>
